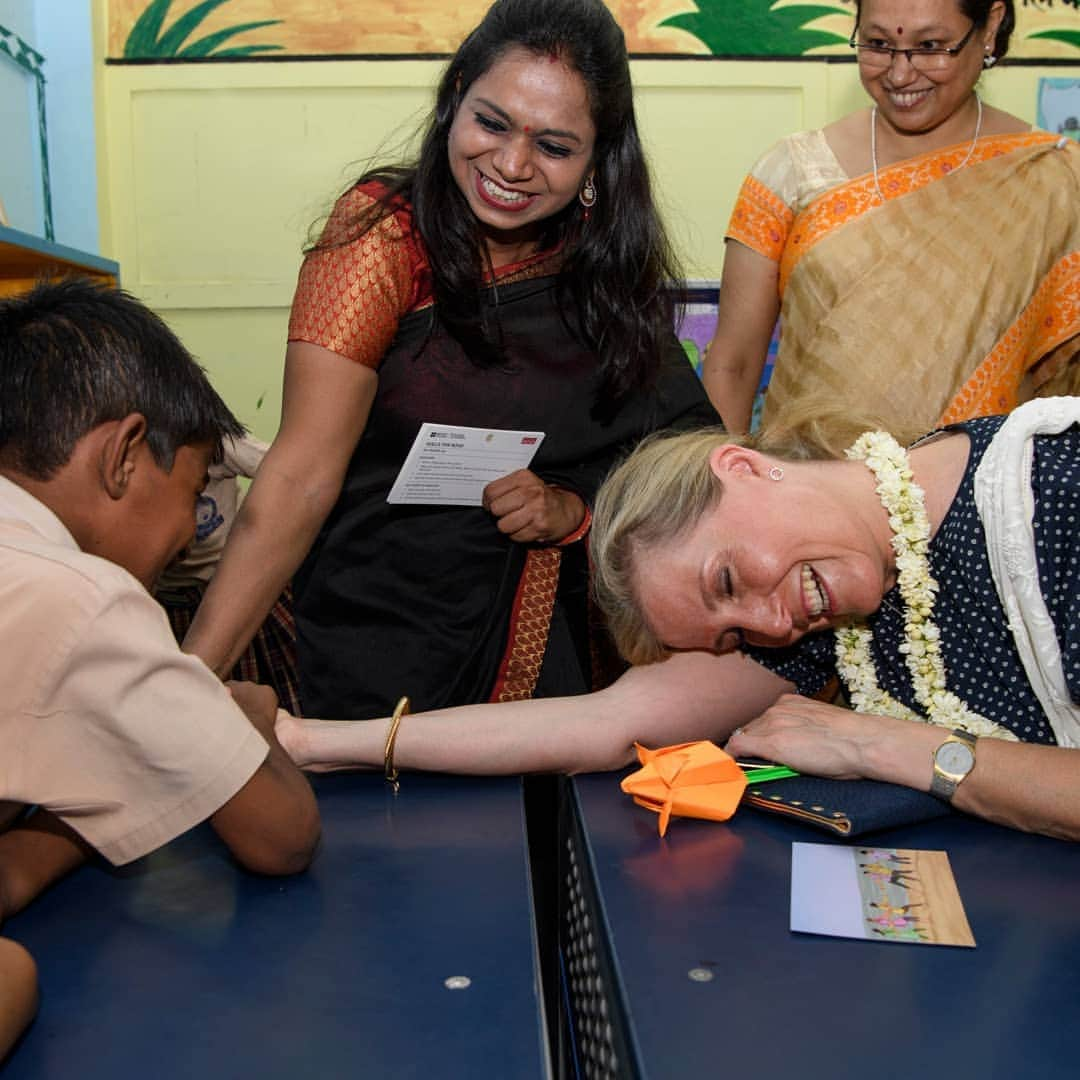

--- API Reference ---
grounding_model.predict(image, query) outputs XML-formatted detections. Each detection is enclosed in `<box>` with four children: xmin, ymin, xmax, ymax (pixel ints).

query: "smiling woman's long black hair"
<box><xmin>315</xmin><ymin>0</ymin><xmax>682</xmax><ymax>406</ymax></box>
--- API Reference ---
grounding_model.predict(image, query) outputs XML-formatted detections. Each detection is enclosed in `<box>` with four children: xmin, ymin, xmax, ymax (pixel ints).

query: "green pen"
<box><xmin>737</xmin><ymin>761</ymin><xmax>799</xmax><ymax>783</ymax></box>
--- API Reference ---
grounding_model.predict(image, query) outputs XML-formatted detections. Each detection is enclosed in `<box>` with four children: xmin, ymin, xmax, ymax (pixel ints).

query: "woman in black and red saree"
<box><xmin>184</xmin><ymin>0</ymin><xmax>716</xmax><ymax>718</ymax></box>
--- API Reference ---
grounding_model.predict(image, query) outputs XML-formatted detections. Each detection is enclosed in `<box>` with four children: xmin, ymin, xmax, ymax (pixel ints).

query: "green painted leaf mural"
<box><xmin>662</xmin><ymin>0</ymin><xmax>850</xmax><ymax>56</ymax></box>
<box><xmin>123</xmin><ymin>0</ymin><xmax>283</xmax><ymax>59</ymax></box>
<box><xmin>1029</xmin><ymin>29</ymin><xmax>1080</xmax><ymax>50</ymax></box>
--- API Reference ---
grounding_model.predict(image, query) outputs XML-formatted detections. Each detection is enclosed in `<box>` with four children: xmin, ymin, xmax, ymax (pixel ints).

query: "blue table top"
<box><xmin>570</xmin><ymin>772</ymin><xmax>1080</xmax><ymax>1080</ymax></box>
<box><xmin>4</xmin><ymin>773</ymin><xmax>549</xmax><ymax>1079</ymax></box>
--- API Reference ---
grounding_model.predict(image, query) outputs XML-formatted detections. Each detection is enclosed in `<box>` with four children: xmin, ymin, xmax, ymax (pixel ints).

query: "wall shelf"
<box><xmin>0</xmin><ymin>224</ymin><xmax>118</xmax><ymax>297</ymax></box>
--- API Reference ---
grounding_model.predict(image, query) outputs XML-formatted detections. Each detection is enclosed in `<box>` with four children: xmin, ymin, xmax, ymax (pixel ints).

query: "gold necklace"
<box><xmin>870</xmin><ymin>92</ymin><xmax>983</xmax><ymax>203</ymax></box>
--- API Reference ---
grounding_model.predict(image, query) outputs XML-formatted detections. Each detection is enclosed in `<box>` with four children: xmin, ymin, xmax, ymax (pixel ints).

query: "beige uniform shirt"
<box><xmin>0</xmin><ymin>476</ymin><xmax>268</xmax><ymax>865</ymax></box>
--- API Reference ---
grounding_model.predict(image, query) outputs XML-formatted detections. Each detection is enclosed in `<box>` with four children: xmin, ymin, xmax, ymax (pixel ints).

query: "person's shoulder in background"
<box><xmin>157</xmin><ymin>434</ymin><xmax>269</xmax><ymax>591</ymax></box>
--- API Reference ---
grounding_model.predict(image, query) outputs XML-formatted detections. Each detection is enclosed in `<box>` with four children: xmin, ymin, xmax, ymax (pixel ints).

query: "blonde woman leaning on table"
<box><xmin>274</xmin><ymin>397</ymin><xmax>1080</xmax><ymax>841</ymax></box>
<box><xmin>704</xmin><ymin>0</ymin><xmax>1080</xmax><ymax>436</ymax></box>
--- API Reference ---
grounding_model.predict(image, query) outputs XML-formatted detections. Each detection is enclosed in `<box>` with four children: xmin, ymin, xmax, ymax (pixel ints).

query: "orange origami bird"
<box><xmin>620</xmin><ymin>741</ymin><xmax>748</xmax><ymax>837</ymax></box>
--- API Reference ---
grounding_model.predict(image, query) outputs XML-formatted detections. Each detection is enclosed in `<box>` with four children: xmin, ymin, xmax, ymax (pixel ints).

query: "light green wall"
<box><xmin>97</xmin><ymin>55</ymin><xmax>1074</xmax><ymax>440</ymax></box>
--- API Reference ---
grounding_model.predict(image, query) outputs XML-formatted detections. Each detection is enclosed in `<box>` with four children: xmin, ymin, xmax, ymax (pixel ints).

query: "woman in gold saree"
<box><xmin>704</xmin><ymin>0</ymin><xmax>1080</xmax><ymax>438</ymax></box>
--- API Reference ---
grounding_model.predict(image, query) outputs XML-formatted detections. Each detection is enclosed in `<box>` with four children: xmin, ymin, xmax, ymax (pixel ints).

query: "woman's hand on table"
<box><xmin>483</xmin><ymin>470</ymin><xmax>586</xmax><ymax>544</ymax></box>
<box><xmin>725</xmin><ymin>693</ymin><xmax>940</xmax><ymax>789</ymax></box>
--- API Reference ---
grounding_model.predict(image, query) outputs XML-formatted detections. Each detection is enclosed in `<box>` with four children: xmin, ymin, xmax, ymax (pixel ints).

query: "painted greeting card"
<box><xmin>791</xmin><ymin>843</ymin><xmax>975</xmax><ymax>947</ymax></box>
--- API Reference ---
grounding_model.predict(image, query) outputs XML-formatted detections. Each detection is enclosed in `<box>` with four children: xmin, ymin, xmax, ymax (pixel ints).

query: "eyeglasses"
<box><xmin>849</xmin><ymin>21</ymin><xmax>978</xmax><ymax>72</ymax></box>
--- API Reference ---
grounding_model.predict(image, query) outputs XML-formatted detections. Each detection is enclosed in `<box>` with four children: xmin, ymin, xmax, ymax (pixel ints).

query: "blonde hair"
<box><xmin>591</xmin><ymin>398</ymin><xmax>903</xmax><ymax>665</ymax></box>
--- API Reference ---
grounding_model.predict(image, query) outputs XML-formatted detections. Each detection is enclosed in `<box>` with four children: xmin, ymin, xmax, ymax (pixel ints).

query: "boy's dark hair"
<box><xmin>0</xmin><ymin>278</ymin><xmax>244</xmax><ymax>481</ymax></box>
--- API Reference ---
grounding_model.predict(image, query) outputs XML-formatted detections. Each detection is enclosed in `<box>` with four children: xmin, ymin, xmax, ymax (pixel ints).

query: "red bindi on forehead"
<box><xmin>897</xmin><ymin>26</ymin><xmax>903</xmax><ymax>34</ymax></box>
<box><xmin>524</xmin><ymin>124</ymin><xmax>532</xmax><ymax>133</ymax></box>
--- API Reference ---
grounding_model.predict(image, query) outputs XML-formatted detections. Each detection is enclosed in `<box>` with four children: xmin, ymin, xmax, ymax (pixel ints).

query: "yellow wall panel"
<box><xmin>105</xmin><ymin>63</ymin><xmax>437</xmax><ymax>310</ymax></box>
<box><xmin>127</xmin><ymin>85</ymin><xmax>422</xmax><ymax>292</ymax></box>
<box><xmin>632</xmin><ymin>60</ymin><xmax>833</xmax><ymax>275</ymax></box>
<box><xmin>163</xmin><ymin>307</ymin><xmax>289</xmax><ymax>439</ymax></box>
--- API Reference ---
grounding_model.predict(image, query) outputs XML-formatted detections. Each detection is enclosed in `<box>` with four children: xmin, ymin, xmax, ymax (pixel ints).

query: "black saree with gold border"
<box><xmin>293</xmin><ymin>273</ymin><xmax>718</xmax><ymax>720</ymax></box>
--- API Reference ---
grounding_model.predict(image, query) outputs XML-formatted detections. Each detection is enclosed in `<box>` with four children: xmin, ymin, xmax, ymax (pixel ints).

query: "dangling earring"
<box><xmin>768</xmin><ymin>466</ymin><xmax>784</xmax><ymax>482</ymax></box>
<box><xmin>579</xmin><ymin>175</ymin><xmax>597</xmax><ymax>222</ymax></box>
<box><xmin>983</xmin><ymin>48</ymin><xmax>996</xmax><ymax>68</ymax></box>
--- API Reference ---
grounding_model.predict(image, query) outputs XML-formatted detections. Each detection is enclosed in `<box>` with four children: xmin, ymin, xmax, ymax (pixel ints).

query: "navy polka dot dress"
<box><xmin>747</xmin><ymin>416</ymin><xmax>1080</xmax><ymax>745</ymax></box>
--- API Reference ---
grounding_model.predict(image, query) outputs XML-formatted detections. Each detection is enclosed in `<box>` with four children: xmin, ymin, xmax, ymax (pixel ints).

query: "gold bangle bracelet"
<box><xmin>384</xmin><ymin>695</ymin><xmax>410</xmax><ymax>793</ymax></box>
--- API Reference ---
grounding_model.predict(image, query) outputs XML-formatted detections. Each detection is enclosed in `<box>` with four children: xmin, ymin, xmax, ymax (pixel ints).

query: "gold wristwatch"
<box><xmin>930</xmin><ymin>729</ymin><xmax>977</xmax><ymax>802</ymax></box>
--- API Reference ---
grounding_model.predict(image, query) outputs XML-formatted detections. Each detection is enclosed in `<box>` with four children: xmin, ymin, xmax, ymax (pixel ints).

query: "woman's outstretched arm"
<box><xmin>277</xmin><ymin>649</ymin><xmax>794</xmax><ymax>776</ymax></box>
<box><xmin>183</xmin><ymin>341</ymin><xmax>377</xmax><ymax>677</ymax></box>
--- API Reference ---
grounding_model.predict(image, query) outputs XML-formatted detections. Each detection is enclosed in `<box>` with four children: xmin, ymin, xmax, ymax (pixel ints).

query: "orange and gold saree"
<box><xmin>728</xmin><ymin>132</ymin><xmax>1080</xmax><ymax>435</ymax></box>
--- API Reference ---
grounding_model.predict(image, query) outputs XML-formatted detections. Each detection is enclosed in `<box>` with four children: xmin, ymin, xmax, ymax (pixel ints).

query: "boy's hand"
<box><xmin>0</xmin><ymin>812</ymin><xmax>90</xmax><ymax>920</ymax></box>
<box><xmin>227</xmin><ymin>681</ymin><xmax>280</xmax><ymax>739</ymax></box>
<box><xmin>214</xmin><ymin>681</ymin><xmax>320</xmax><ymax>875</ymax></box>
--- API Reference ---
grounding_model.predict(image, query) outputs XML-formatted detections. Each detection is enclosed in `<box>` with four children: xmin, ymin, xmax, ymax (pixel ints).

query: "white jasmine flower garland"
<box><xmin>835</xmin><ymin>431</ymin><xmax>1017</xmax><ymax>741</ymax></box>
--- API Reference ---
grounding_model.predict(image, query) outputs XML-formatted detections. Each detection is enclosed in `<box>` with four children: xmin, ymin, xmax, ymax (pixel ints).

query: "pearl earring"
<box><xmin>768</xmin><ymin>466</ymin><xmax>784</xmax><ymax>482</ymax></box>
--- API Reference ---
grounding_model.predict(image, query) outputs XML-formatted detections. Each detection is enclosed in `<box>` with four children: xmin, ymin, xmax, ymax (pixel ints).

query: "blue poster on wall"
<box><xmin>675</xmin><ymin>281</ymin><xmax>777</xmax><ymax>432</ymax></box>
<box><xmin>1038</xmin><ymin>77</ymin><xmax>1080</xmax><ymax>140</ymax></box>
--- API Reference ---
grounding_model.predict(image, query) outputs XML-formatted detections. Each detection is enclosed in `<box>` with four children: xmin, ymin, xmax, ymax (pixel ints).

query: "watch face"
<box><xmin>937</xmin><ymin>741</ymin><xmax>975</xmax><ymax>777</ymax></box>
